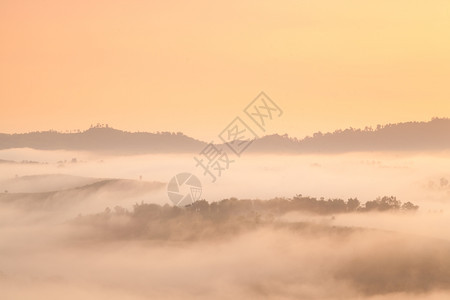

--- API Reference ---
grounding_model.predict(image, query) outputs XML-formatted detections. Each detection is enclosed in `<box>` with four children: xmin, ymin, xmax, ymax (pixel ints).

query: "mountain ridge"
<box><xmin>1</xmin><ymin>118</ymin><xmax>449</xmax><ymax>154</ymax></box>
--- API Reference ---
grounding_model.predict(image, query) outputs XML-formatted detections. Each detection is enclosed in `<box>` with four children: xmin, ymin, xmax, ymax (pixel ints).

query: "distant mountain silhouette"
<box><xmin>0</xmin><ymin>127</ymin><xmax>206</xmax><ymax>154</ymax></box>
<box><xmin>250</xmin><ymin>118</ymin><xmax>450</xmax><ymax>153</ymax></box>
<box><xmin>1</xmin><ymin>118</ymin><xmax>449</xmax><ymax>154</ymax></box>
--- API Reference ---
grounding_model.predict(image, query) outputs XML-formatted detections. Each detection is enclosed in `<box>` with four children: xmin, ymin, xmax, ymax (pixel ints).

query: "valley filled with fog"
<box><xmin>1</xmin><ymin>149</ymin><xmax>450</xmax><ymax>299</ymax></box>
<box><xmin>1</xmin><ymin>148</ymin><xmax>450</xmax><ymax>208</ymax></box>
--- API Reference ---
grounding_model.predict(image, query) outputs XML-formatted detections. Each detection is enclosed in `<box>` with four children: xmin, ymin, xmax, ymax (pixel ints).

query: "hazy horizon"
<box><xmin>0</xmin><ymin>116</ymin><xmax>448</xmax><ymax>138</ymax></box>
<box><xmin>1</xmin><ymin>1</ymin><xmax>450</xmax><ymax>140</ymax></box>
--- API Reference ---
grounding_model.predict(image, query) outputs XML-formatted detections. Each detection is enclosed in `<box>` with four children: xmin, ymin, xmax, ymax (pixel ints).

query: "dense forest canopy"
<box><xmin>73</xmin><ymin>196</ymin><xmax>419</xmax><ymax>241</ymax></box>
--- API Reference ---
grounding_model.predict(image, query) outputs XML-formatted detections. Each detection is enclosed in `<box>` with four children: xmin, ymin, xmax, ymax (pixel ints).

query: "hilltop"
<box><xmin>1</xmin><ymin>118</ymin><xmax>450</xmax><ymax>154</ymax></box>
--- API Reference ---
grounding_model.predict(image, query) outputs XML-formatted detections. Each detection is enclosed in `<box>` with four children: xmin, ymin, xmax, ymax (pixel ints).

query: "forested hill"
<box><xmin>251</xmin><ymin>118</ymin><xmax>450</xmax><ymax>153</ymax></box>
<box><xmin>0</xmin><ymin>126</ymin><xmax>206</xmax><ymax>154</ymax></box>
<box><xmin>1</xmin><ymin>118</ymin><xmax>449</xmax><ymax>154</ymax></box>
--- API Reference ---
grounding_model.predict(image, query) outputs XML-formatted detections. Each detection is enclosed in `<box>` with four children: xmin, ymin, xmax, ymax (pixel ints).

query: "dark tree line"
<box><xmin>183</xmin><ymin>195</ymin><xmax>418</xmax><ymax>216</ymax></box>
<box><xmin>72</xmin><ymin>195</ymin><xmax>419</xmax><ymax>241</ymax></box>
<box><xmin>109</xmin><ymin>195</ymin><xmax>420</xmax><ymax>222</ymax></box>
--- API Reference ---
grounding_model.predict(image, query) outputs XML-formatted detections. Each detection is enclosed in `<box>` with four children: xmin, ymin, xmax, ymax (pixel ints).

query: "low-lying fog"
<box><xmin>1</xmin><ymin>148</ymin><xmax>450</xmax><ymax>299</ymax></box>
<box><xmin>1</xmin><ymin>148</ymin><xmax>449</xmax><ymax>209</ymax></box>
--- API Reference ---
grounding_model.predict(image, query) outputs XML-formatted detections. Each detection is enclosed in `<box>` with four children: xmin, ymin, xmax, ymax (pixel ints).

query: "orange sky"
<box><xmin>1</xmin><ymin>0</ymin><xmax>449</xmax><ymax>140</ymax></box>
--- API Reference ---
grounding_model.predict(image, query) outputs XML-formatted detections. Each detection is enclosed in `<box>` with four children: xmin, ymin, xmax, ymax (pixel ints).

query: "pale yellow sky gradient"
<box><xmin>1</xmin><ymin>0</ymin><xmax>449</xmax><ymax>140</ymax></box>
